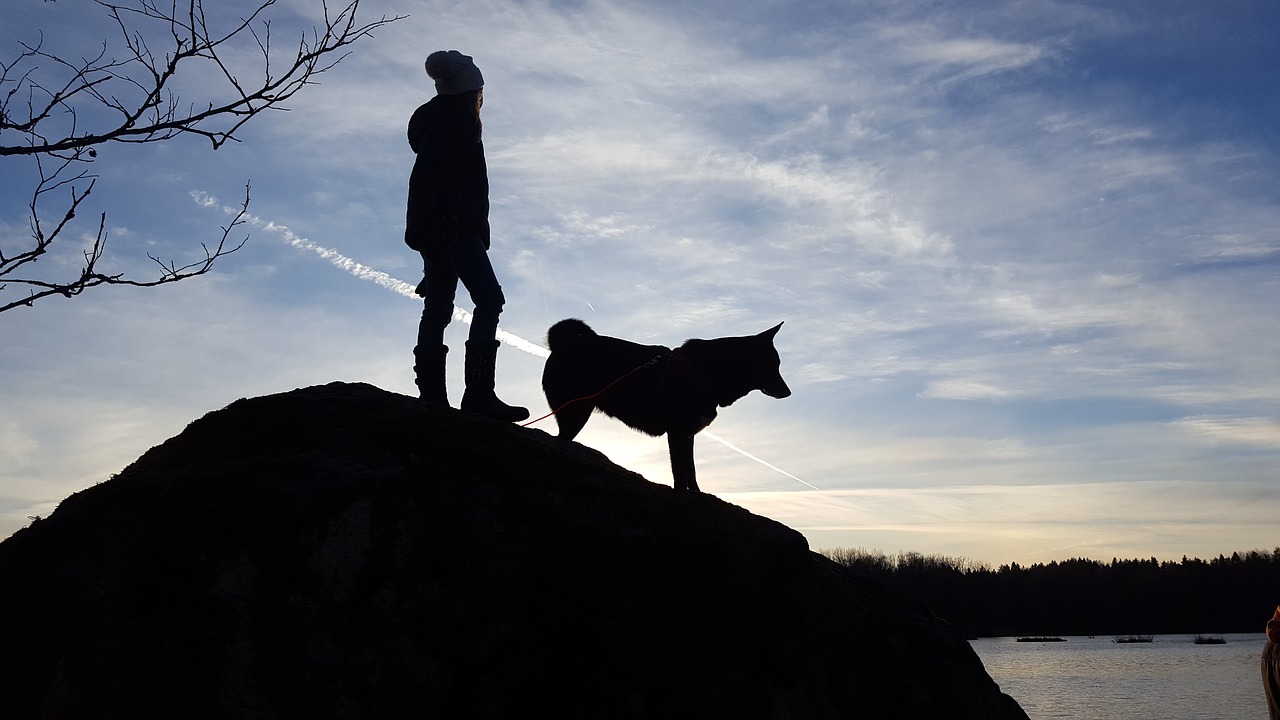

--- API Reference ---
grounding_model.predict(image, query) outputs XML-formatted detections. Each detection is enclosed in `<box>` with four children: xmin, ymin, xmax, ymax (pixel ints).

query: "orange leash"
<box><xmin>521</xmin><ymin>354</ymin><xmax>665</xmax><ymax>427</ymax></box>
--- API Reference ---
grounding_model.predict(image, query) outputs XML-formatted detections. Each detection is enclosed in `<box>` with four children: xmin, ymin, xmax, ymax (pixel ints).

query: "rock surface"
<box><xmin>0</xmin><ymin>382</ymin><xmax>1027</xmax><ymax>719</ymax></box>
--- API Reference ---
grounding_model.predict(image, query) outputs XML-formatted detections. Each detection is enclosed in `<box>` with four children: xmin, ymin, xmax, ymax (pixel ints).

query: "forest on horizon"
<box><xmin>823</xmin><ymin>547</ymin><xmax>1280</xmax><ymax>638</ymax></box>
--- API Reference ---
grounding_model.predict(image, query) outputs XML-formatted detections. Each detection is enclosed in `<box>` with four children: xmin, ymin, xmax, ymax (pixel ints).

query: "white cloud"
<box><xmin>920</xmin><ymin>378</ymin><xmax>1013</xmax><ymax>401</ymax></box>
<box><xmin>888</xmin><ymin>29</ymin><xmax>1050</xmax><ymax>81</ymax></box>
<box><xmin>1174</xmin><ymin>416</ymin><xmax>1280</xmax><ymax>449</ymax></box>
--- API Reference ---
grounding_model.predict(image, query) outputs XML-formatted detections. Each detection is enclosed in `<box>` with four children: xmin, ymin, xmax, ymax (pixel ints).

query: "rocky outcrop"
<box><xmin>0</xmin><ymin>382</ymin><xmax>1027</xmax><ymax>719</ymax></box>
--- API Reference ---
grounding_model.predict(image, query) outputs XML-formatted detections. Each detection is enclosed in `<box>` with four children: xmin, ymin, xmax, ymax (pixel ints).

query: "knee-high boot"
<box><xmin>460</xmin><ymin>340</ymin><xmax>529</xmax><ymax>422</ymax></box>
<box><xmin>413</xmin><ymin>345</ymin><xmax>449</xmax><ymax>406</ymax></box>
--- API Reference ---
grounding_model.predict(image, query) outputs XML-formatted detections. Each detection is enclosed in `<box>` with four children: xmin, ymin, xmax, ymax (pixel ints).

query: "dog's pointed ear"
<box><xmin>761</xmin><ymin>321</ymin><xmax>783</xmax><ymax>339</ymax></box>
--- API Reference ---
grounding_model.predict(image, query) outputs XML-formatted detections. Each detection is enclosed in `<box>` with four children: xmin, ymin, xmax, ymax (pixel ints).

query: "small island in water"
<box><xmin>1193</xmin><ymin>634</ymin><xmax>1227</xmax><ymax>644</ymax></box>
<box><xmin>1113</xmin><ymin>634</ymin><xmax>1155</xmax><ymax>643</ymax></box>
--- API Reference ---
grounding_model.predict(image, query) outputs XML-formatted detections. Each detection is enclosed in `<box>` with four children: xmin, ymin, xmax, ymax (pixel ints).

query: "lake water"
<box><xmin>969</xmin><ymin>634</ymin><xmax>1270</xmax><ymax>719</ymax></box>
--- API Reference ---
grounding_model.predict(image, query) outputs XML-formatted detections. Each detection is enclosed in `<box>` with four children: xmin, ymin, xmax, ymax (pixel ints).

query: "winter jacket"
<box><xmin>1265</xmin><ymin>606</ymin><xmax>1280</xmax><ymax>660</ymax></box>
<box><xmin>405</xmin><ymin>93</ymin><xmax>490</xmax><ymax>256</ymax></box>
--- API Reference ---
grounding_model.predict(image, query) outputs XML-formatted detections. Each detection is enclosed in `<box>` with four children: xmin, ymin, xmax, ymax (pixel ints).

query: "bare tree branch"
<box><xmin>1</xmin><ymin>183</ymin><xmax>252</xmax><ymax>314</ymax></box>
<box><xmin>0</xmin><ymin>0</ymin><xmax>404</xmax><ymax>313</ymax></box>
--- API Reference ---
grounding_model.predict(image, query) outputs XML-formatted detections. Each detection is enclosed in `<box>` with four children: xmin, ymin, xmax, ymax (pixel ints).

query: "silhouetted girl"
<box><xmin>405</xmin><ymin>50</ymin><xmax>527</xmax><ymax>421</ymax></box>
<box><xmin>1265</xmin><ymin>605</ymin><xmax>1280</xmax><ymax>719</ymax></box>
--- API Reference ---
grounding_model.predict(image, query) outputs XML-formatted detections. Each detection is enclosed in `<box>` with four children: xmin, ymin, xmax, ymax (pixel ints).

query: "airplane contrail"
<box><xmin>191</xmin><ymin>190</ymin><xmax>548</xmax><ymax>358</ymax></box>
<box><xmin>703</xmin><ymin>432</ymin><xmax>820</xmax><ymax>490</ymax></box>
<box><xmin>193</xmin><ymin>190</ymin><xmax>814</xmax><ymax>489</ymax></box>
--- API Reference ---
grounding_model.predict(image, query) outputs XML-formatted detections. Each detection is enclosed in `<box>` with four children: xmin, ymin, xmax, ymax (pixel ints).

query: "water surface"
<box><xmin>970</xmin><ymin>633</ymin><xmax>1268</xmax><ymax>719</ymax></box>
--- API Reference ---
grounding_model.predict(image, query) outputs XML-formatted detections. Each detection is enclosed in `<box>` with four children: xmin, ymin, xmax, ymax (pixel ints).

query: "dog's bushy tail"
<box><xmin>546</xmin><ymin>318</ymin><xmax>595</xmax><ymax>352</ymax></box>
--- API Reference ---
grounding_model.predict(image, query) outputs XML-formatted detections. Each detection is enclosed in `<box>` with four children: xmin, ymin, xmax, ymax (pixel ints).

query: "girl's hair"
<box><xmin>461</xmin><ymin>89</ymin><xmax>483</xmax><ymax>141</ymax></box>
<box><xmin>436</xmin><ymin>90</ymin><xmax>483</xmax><ymax>142</ymax></box>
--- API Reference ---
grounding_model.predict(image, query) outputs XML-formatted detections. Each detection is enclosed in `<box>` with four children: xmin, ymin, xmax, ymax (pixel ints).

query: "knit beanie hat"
<box><xmin>424</xmin><ymin>50</ymin><xmax>484</xmax><ymax>95</ymax></box>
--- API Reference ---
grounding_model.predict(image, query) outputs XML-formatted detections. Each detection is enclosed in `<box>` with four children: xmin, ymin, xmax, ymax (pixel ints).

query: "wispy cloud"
<box><xmin>1174</xmin><ymin>416</ymin><xmax>1280</xmax><ymax>449</ymax></box>
<box><xmin>883</xmin><ymin>25</ymin><xmax>1052</xmax><ymax>82</ymax></box>
<box><xmin>191</xmin><ymin>190</ymin><xmax>552</xmax><ymax>358</ymax></box>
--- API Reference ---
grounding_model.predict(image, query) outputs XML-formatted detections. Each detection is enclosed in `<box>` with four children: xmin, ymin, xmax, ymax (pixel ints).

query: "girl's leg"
<box><xmin>417</xmin><ymin>252</ymin><xmax>460</xmax><ymax>348</ymax></box>
<box><xmin>414</xmin><ymin>253</ymin><xmax>459</xmax><ymax>404</ymax></box>
<box><xmin>450</xmin><ymin>235</ymin><xmax>527</xmax><ymax>421</ymax></box>
<box><xmin>450</xmin><ymin>233</ymin><xmax>505</xmax><ymax>344</ymax></box>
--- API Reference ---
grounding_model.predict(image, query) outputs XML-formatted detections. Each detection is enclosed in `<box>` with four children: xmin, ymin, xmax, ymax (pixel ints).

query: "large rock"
<box><xmin>0</xmin><ymin>382</ymin><xmax>1027</xmax><ymax>719</ymax></box>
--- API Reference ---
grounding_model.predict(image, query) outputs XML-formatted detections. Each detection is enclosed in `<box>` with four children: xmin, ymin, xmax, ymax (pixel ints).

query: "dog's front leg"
<box><xmin>667</xmin><ymin>433</ymin><xmax>699</xmax><ymax>492</ymax></box>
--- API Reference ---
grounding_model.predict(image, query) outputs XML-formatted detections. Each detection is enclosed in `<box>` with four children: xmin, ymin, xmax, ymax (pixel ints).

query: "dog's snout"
<box><xmin>764</xmin><ymin>381</ymin><xmax>791</xmax><ymax>399</ymax></box>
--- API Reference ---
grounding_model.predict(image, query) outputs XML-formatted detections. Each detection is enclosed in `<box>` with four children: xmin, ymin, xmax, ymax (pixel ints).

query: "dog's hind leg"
<box><xmin>667</xmin><ymin>433</ymin><xmax>699</xmax><ymax>492</ymax></box>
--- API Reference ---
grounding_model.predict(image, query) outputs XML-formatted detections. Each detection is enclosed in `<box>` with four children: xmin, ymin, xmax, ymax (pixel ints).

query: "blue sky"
<box><xmin>2</xmin><ymin>0</ymin><xmax>1278</xmax><ymax>565</ymax></box>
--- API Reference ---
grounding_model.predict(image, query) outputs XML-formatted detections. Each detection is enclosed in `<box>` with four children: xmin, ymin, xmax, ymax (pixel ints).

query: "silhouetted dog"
<box><xmin>541</xmin><ymin>319</ymin><xmax>791</xmax><ymax>492</ymax></box>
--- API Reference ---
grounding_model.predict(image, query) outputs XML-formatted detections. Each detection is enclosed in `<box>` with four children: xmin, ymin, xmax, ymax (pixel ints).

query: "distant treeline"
<box><xmin>823</xmin><ymin>547</ymin><xmax>1280</xmax><ymax>638</ymax></box>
